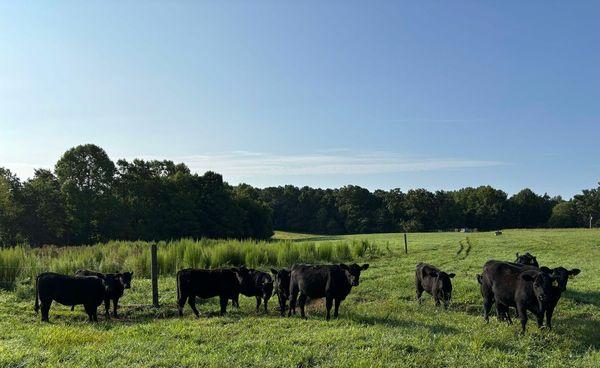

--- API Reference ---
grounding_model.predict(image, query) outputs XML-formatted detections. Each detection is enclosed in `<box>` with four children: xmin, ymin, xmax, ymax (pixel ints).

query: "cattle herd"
<box><xmin>33</xmin><ymin>250</ymin><xmax>580</xmax><ymax>334</ymax></box>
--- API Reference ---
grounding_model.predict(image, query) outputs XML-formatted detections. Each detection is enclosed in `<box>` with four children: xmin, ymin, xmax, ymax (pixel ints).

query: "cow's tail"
<box><xmin>34</xmin><ymin>274</ymin><xmax>40</xmax><ymax>313</ymax></box>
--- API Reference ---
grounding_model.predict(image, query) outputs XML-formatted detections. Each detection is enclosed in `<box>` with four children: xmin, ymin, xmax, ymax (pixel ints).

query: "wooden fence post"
<box><xmin>404</xmin><ymin>233</ymin><xmax>408</xmax><ymax>254</ymax></box>
<box><xmin>151</xmin><ymin>243</ymin><xmax>159</xmax><ymax>307</ymax></box>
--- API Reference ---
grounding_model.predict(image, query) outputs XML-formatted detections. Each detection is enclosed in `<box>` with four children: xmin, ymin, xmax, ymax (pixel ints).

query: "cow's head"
<box><xmin>515</xmin><ymin>252</ymin><xmax>539</xmax><ymax>267</ymax></box>
<box><xmin>430</xmin><ymin>270</ymin><xmax>455</xmax><ymax>308</ymax></box>
<box><xmin>270</xmin><ymin>268</ymin><xmax>290</xmax><ymax>297</ymax></box>
<box><xmin>231</xmin><ymin>266</ymin><xmax>252</xmax><ymax>289</ymax></box>
<box><xmin>103</xmin><ymin>274</ymin><xmax>122</xmax><ymax>294</ymax></box>
<box><xmin>541</xmin><ymin>266</ymin><xmax>580</xmax><ymax>292</ymax></box>
<box><xmin>119</xmin><ymin>271</ymin><xmax>133</xmax><ymax>289</ymax></box>
<box><xmin>521</xmin><ymin>270</ymin><xmax>558</xmax><ymax>307</ymax></box>
<box><xmin>340</xmin><ymin>263</ymin><xmax>369</xmax><ymax>287</ymax></box>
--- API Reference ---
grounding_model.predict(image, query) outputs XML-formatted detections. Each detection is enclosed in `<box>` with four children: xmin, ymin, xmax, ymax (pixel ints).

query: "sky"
<box><xmin>1</xmin><ymin>1</ymin><xmax>599</xmax><ymax>198</ymax></box>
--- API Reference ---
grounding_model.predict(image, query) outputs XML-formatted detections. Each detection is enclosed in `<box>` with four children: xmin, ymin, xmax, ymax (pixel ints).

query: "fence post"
<box><xmin>151</xmin><ymin>243</ymin><xmax>159</xmax><ymax>307</ymax></box>
<box><xmin>404</xmin><ymin>233</ymin><xmax>408</xmax><ymax>254</ymax></box>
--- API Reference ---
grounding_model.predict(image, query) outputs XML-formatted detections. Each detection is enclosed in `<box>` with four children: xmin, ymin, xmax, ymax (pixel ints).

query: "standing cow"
<box><xmin>478</xmin><ymin>260</ymin><xmax>580</xmax><ymax>325</ymax></box>
<box><xmin>229</xmin><ymin>267</ymin><xmax>274</xmax><ymax>313</ymax></box>
<box><xmin>271</xmin><ymin>268</ymin><xmax>291</xmax><ymax>316</ymax></box>
<box><xmin>35</xmin><ymin>272</ymin><xmax>106</xmax><ymax>322</ymax></box>
<box><xmin>288</xmin><ymin>263</ymin><xmax>369</xmax><ymax>320</ymax></box>
<box><xmin>415</xmin><ymin>263</ymin><xmax>455</xmax><ymax>309</ymax></box>
<box><xmin>71</xmin><ymin>270</ymin><xmax>133</xmax><ymax>318</ymax></box>
<box><xmin>176</xmin><ymin>267</ymin><xmax>251</xmax><ymax>317</ymax></box>
<box><xmin>514</xmin><ymin>252</ymin><xmax>539</xmax><ymax>267</ymax></box>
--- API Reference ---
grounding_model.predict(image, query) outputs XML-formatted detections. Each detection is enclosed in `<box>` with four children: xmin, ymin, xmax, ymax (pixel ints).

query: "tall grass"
<box><xmin>0</xmin><ymin>238</ymin><xmax>383</xmax><ymax>288</ymax></box>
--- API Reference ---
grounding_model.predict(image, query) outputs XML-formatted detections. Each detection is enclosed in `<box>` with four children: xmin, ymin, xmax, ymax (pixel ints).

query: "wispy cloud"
<box><xmin>172</xmin><ymin>151</ymin><xmax>506</xmax><ymax>177</ymax></box>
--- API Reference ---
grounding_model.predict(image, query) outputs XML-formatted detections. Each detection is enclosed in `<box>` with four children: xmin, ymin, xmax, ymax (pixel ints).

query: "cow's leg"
<box><xmin>93</xmin><ymin>307</ymin><xmax>99</xmax><ymax>322</ymax></box>
<box><xmin>177</xmin><ymin>293</ymin><xmax>187</xmax><ymax>317</ymax></box>
<box><xmin>232</xmin><ymin>294</ymin><xmax>239</xmax><ymax>308</ymax></box>
<box><xmin>334</xmin><ymin>298</ymin><xmax>341</xmax><ymax>319</ymax></box>
<box><xmin>84</xmin><ymin>304</ymin><xmax>94</xmax><ymax>322</ymax></box>
<box><xmin>415</xmin><ymin>281</ymin><xmax>424</xmax><ymax>303</ymax></box>
<box><xmin>545</xmin><ymin>306</ymin><xmax>554</xmax><ymax>330</ymax></box>
<box><xmin>325</xmin><ymin>296</ymin><xmax>333</xmax><ymax>321</ymax></box>
<box><xmin>188</xmin><ymin>296</ymin><xmax>200</xmax><ymax>318</ymax></box>
<box><xmin>255</xmin><ymin>296</ymin><xmax>261</xmax><ymax>313</ymax></box>
<box><xmin>482</xmin><ymin>297</ymin><xmax>493</xmax><ymax>324</ymax></box>
<box><xmin>263</xmin><ymin>295</ymin><xmax>269</xmax><ymax>314</ymax></box>
<box><xmin>219</xmin><ymin>295</ymin><xmax>228</xmax><ymax>316</ymax></box>
<box><xmin>288</xmin><ymin>290</ymin><xmax>298</xmax><ymax>317</ymax></box>
<box><xmin>41</xmin><ymin>300</ymin><xmax>52</xmax><ymax>322</ymax></box>
<box><xmin>71</xmin><ymin>305</ymin><xmax>75</xmax><ymax>312</ymax></box>
<box><xmin>104</xmin><ymin>298</ymin><xmax>111</xmax><ymax>319</ymax></box>
<box><xmin>517</xmin><ymin>304</ymin><xmax>528</xmax><ymax>334</ymax></box>
<box><xmin>112</xmin><ymin>298</ymin><xmax>119</xmax><ymax>318</ymax></box>
<box><xmin>278</xmin><ymin>294</ymin><xmax>286</xmax><ymax>316</ymax></box>
<box><xmin>298</xmin><ymin>293</ymin><xmax>308</xmax><ymax>319</ymax></box>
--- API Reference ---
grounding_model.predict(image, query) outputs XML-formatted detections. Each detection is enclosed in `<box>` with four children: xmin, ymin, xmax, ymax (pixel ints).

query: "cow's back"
<box><xmin>38</xmin><ymin>273</ymin><xmax>105</xmax><ymax>306</ymax></box>
<box><xmin>291</xmin><ymin>264</ymin><xmax>343</xmax><ymax>299</ymax></box>
<box><xmin>482</xmin><ymin>260</ymin><xmax>537</xmax><ymax>307</ymax></box>
<box><xmin>177</xmin><ymin>268</ymin><xmax>239</xmax><ymax>298</ymax></box>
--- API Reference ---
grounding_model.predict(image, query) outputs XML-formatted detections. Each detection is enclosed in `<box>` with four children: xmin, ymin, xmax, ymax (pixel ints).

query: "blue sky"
<box><xmin>1</xmin><ymin>1</ymin><xmax>599</xmax><ymax>198</ymax></box>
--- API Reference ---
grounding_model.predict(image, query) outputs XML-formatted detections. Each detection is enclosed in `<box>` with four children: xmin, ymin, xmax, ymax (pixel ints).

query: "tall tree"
<box><xmin>55</xmin><ymin>144</ymin><xmax>116</xmax><ymax>244</ymax></box>
<box><xmin>0</xmin><ymin>168</ymin><xmax>23</xmax><ymax>246</ymax></box>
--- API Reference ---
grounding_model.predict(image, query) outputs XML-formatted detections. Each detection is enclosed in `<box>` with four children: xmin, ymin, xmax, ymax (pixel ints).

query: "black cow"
<box><xmin>71</xmin><ymin>270</ymin><xmax>133</xmax><ymax>318</ymax></box>
<box><xmin>230</xmin><ymin>267</ymin><xmax>274</xmax><ymax>313</ymax></box>
<box><xmin>288</xmin><ymin>263</ymin><xmax>369</xmax><ymax>320</ymax></box>
<box><xmin>35</xmin><ymin>272</ymin><xmax>106</xmax><ymax>322</ymax></box>
<box><xmin>479</xmin><ymin>260</ymin><xmax>569</xmax><ymax>332</ymax></box>
<box><xmin>271</xmin><ymin>268</ymin><xmax>291</xmax><ymax>316</ymax></box>
<box><xmin>176</xmin><ymin>267</ymin><xmax>251</xmax><ymax>317</ymax></box>
<box><xmin>514</xmin><ymin>252</ymin><xmax>539</xmax><ymax>267</ymax></box>
<box><xmin>415</xmin><ymin>263</ymin><xmax>455</xmax><ymax>309</ymax></box>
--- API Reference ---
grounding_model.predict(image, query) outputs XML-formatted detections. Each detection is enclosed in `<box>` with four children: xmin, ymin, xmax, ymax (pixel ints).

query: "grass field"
<box><xmin>0</xmin><ymin>229</ymin><xmax>599</xmax><ymax>367</ymax></box>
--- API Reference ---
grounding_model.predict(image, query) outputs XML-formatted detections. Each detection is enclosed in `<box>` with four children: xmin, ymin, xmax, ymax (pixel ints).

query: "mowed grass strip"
<box><xmin>0</xmin><ymin>229</ymin><xmax>599</xmax><ymax>367</ymax></box>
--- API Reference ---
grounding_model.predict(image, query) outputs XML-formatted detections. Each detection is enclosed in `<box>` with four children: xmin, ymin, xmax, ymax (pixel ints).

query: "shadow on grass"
<box><xmin>560</xmin><ymin>314</ymin><xmax>600</xmax><ymax>350</ymax></box>
<box><xmin>348</xmin><ymin>313</ymin><xmax>459</xmax><ymax>334</ymax></box>
<box><xmin>564</xmin><ymin>290</ymin><xmax>600</xmax><ymax>308</ymax></box>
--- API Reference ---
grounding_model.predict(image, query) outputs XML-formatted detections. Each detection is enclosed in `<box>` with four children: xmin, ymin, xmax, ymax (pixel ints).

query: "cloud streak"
<box><xmin>175</xmin><ymin>151</ymin><xmax>506</xmax><ymax>177</ymax></box>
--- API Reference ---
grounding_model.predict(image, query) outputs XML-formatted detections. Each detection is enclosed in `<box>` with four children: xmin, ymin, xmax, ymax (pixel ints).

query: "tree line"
<box><xmin>0</xmin><ymin>145</ymin><xmax>273</xmax><ymax>246</ymax></box>
<box><xmin>1</xmin><ymin>144</ymin><xmax>598</xmax><ymax>246</ymax></box>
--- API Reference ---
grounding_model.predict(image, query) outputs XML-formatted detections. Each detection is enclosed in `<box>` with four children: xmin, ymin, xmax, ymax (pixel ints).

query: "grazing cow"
<box><xmin>415</xmin><ymin>263</ymin><xmax>455</xmax><ymax>309</ymax></box>
<box><xmin>288</xmin><ymin>263</ymin><xmax>369</xmax><ymax>320</ymax></box>
<box><xmin>479</xmin><ymin>260</ymin><xmax>571</xmax><ymax>332</ymax></box>
<box><xmin>229</xmin><ymin>267</ymin><xmax>274</xmax><ymax>313</ymax></box>
<box><xmin>176</xmin><ymin>267</ymin><xmax>251</xmax><ymax>317</ymax></box>
<box><xmin>271</xmin><ymin>268</ymin><xmax>291</xmax><ymax>316</ymax></box>
<box><xmin>514</xmin><ymin>252</ymin><xmax>539</xmax><ymax>267</ymax></box>
<box><xmin>35</xmin><ymin>272</ymin><xmax>106</xmax><ymax>322</ymax></box>
<box><xmin>71</xmin><ymin>270</ymin><xmax>133</xmax><ymax>318</ymax></box>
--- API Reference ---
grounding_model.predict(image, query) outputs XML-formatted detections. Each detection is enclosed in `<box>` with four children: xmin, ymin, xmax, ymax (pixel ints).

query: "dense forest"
<box><xmin>1</xmin><ymin>144</ymin><xmax>598</xmax><ymax>246</ymax></box>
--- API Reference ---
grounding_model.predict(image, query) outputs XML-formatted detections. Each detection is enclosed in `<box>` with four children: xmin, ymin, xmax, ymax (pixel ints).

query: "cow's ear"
<box><xmin>569</xmin><ymin>268</ymin><xmax>581</xmax><ymax>277</ymax></box>
<box><xmin>339</xmin><ymin>263</ymin><xmax>349</xmax><ymax>270</ymax></box>
<box><xmin>448</xmin><ymin>273</ymin><xmax>456</xmax><ymax>278</ymax></box>
<box><xmin>361</xmin><ymin>264</ymin><xmax>369</xmax><ymax>270</ymax></box>
<box><xmin>521</xmin><ymin>274</ymin><xmax>535</xmax><ymax>282</ymax></box>
<box><xmin>271</xmin><ymin>268</ymin><xmax>278</xmax><ymax>275</ymax></box>
<box><xmin>540</xmin><ymin>267</ymin><xmax>552</xmax><ymax>274</ymax></box>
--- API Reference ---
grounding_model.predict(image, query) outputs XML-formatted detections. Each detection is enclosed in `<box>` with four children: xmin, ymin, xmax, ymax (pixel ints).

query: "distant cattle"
<box><xmin>71</xmin><ymin>270</ymin><xmax>133</xmax><ymax>318</ymax></box>
<box><xmin>271</xmin><ymin>268</ymin><xmax>291</xmax><ymax>316</ymax></box>
<box><xmin>514</xmin><ymin>252</ymin><xmax>539</xmax><ymax>267</ymax></box>
<box><xmin>415</xmin><ymin>263</ymin><xmax>455</xmax><ymax>309</ymax></box>
<box><xmin>230</xmin><ymin>267</ymin><xmax>274</xmax><ymax>313</ymax></box>
<box><xmin>288</xmin><ymin>263</ymin><xmax>369</xmax><ymax>320</ymax></box>
<box><xmin>176</xmin><ymin>267</ymin><xmax>252</xmax><ymax>317</ymax></box>
<box><xmin>35</xmin><ymin>272</ymin><xmax>106</xmax><ymax>322</ymax></box>
<box><xmin>479</xmin><ymin>260</ymin><xmax>577</xmax><ymax>332</ymax></box>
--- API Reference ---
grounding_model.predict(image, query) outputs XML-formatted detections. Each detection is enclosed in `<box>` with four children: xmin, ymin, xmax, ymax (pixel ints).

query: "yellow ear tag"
<box><xmin>552</xmin><ymin>280</ymin><xmax>559</xmax><ymax>287</ymax></box>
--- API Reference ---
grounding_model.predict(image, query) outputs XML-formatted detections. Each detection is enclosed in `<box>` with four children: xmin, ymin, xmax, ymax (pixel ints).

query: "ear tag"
<box><xmin>552</xmin><ymin>280</ymin><xmax>559</xmax><ymax>287</ymax></box>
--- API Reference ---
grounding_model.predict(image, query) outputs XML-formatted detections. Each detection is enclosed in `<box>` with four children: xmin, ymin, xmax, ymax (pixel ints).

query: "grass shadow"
<box><xmin>348</xmin><ymin>313</ymin><xmax>459</xmax><ymax>335</ymax></box>
<box><xmin>559</xmin><ymin>314</ymin><xmax>600</xmax><ymax>350</ymax></box>
<box><xmin>564</xmin><ymin>290</ymin><xmax>600</xmax><ymax>308</ymax></box>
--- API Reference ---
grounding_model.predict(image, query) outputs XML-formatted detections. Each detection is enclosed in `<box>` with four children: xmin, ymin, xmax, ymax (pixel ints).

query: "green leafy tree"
<box><xmin>0</xmin><ymin>168</ymin><xmax>24</xmax><ymax>246</ymax></box>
